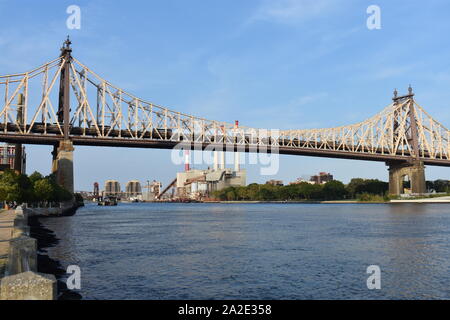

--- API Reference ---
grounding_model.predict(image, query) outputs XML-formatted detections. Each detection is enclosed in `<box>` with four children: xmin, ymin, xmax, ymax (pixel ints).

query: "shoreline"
<box><xmin>28</xmin><ymin>215</ymin><xmax>82</xmax><ymax>300</ymax></box>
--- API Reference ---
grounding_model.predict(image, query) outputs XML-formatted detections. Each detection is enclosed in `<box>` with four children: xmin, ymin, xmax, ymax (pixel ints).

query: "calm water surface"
<box><xmin>40</xmin><ymin>203</ymin><xmax>450</xmax><ymax>299</ymax></box>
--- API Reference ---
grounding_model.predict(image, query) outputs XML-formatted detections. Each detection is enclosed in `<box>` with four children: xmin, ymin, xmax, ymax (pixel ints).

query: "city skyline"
<box><xmin>1</xmin><ymin>0</ymin><xmax>450</xmax><ymax>190</ymax></box>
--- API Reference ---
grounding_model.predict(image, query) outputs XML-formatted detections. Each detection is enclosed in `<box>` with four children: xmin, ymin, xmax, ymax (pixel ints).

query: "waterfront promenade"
<box><xmin>0</xmin><ymin>208</ymin><xmax>57</xmax><ymax>300</ymax></box>
<box><xmin>0</xmin><ymin>210</ymin><xmax>14</xmax><ymax>275</ymax></box>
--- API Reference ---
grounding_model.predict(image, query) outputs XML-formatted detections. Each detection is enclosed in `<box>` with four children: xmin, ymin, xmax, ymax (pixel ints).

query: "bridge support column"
<box><xmin>14</xmin><ymin>93</ymin><xmax>25</xmax><ymax>174</ymax></box>
<box><xmin>387</xmin><ymin>161</ymin><xmax>426</xmax><ymax>195</ymax></box>
<box><xmin>52</xmin><ymin>140</ymin><xmax>74</xmax><ymax>193</ymax></box>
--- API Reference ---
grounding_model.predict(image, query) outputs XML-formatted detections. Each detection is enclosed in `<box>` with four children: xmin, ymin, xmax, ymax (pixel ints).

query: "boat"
<box><xmin>98</xmin><ymin>196</ymin><xmax>118</xmax><ymax>206</ymax></box>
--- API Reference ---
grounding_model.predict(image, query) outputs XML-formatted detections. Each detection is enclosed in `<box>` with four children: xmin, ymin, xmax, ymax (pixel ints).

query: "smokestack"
<box><xmin>184</xmin><ymin>150</ymin><xmax>190</xmax><ymax>172</ymax></box>
<box><xmin>213</xmin><ymin>151</ymin><xmax>218</xmax><ymax>171</ymax></box>
<box><xmin>220</xmin><ymin>151</ymin><xmax>225</xmax><ymax>170</ymax></box>
<box><xmin>234</xmin><ymin>120</ymin><xmax>240</xmax><ymax>172</ymax></box>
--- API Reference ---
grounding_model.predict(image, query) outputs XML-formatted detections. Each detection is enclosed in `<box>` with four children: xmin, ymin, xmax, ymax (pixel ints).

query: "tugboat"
<box><xmin>98</xmin><ymin>196</ymin><xmax>118</xmax><ymax>206</ymax></box>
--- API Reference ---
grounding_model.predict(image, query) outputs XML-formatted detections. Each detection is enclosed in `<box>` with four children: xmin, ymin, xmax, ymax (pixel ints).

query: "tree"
<box><xmin>346</xmin><ymin>178</ymin><xmax>365</xmax><ymax>198</ymax></box>
<box><xmin>433</xmin><ymin>179</ymin><xmax>450</xmax><ymax>193</ymax></box>
<box><xmin>0</xmin><ymin>169</ymin><xmax>34</xmax><ymax>203</ymax></box>
<box><xmin>29</xmin><ymin>171</ymin><xmax>44</xmax><ymax>184</ymax></box>
<box><xmin>33</xmin><ymin>179</ymin><xmax>54</xmax><ymax>202</ymax></box>
<box><xmin>225</xmin><ymin>192</ymin><xmax>233</xmax><ymax>201</ymax></box>
<box><xmin>0</xmin><ymin>170</ymin><xmax>20</xmax><ymax>202</ymax></box>
<box><xmin>346</xmin><ymin>178</ymin><xmax>388</xmax><ymax>198</ymax></box>
<box><xmin>323</xmin><ymin>181</ymin><xmax>347</xmax><ymax>200</ymax></box>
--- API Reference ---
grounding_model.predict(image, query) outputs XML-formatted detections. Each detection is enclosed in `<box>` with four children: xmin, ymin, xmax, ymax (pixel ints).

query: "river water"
<box><xmin>39</xmin><ymin>203</ymin><xmax>450</xmax><ymax>300</ymax></box>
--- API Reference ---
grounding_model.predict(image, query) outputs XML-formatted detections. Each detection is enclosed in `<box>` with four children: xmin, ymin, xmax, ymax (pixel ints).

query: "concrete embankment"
<box><xmin>0</xmin><ymin>208</ymin><xmax>57</xmax><ymax>300</ymax></box>
<box><xmin>26</xmin><ymin>201</ymin><xmax>82</xmax><ymax>217</ymax></box>
<box><xmin>390</xmin><ymin>196</ymin><xmax>450</xmax><ymax>203</ymax></box>
<box><xmin>0</xmin><ymin>201</ymin><xmax>83</xmax><ymax>300</ymax></box>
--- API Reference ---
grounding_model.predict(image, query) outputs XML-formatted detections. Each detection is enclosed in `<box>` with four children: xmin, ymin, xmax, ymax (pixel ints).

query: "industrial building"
<box><xmin>0</xmin><ymin>143</ymin><xmax>26</xmax><ymax>174</ymax></box>
<box><xmin>104</xmin><ymin>180</ymin><xmax>121</xmax><ymax>197</ymax></box>
<box><xmin>143</xmin><ymin>180</ymin><xmax>162</xmax><ymax>201</ymax></box>
<box><xmin>125</xmin><ymin>180</ymin><xmax>142</xmax><ymax>200</ymax></box>
<box><xmin>174</xmin><ymin>150</ymin><xmax>246</xmax><ymax>200</ymax></box>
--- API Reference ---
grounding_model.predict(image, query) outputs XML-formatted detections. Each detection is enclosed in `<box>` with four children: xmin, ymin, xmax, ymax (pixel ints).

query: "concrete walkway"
<box><xmin>391</xmin><ymin>196</ymin><xmax>450</xmax><ymax>203</ymax></box>
<box><xmin>0</xmin><ymin>210</ymin><xmax>15</xmax><ymax>275</ymax></box>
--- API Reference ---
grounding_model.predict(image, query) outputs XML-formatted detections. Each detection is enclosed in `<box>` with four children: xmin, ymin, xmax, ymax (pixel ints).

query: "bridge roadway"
<box><xmin>1</xmin><ymin>124</ymin><xmax>450</xmax><ymax>167</ymax></box>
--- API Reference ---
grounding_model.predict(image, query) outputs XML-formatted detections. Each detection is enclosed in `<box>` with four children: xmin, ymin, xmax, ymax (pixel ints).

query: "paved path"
<box><xmin>391</xmin><ymin>196</ymin><xmax>450</xmax><ymax>203</ymax></box>
<box><xmin>0</xmin><ymin>210</ymin><xmax>15</xmax><ymax>275</ymax></box>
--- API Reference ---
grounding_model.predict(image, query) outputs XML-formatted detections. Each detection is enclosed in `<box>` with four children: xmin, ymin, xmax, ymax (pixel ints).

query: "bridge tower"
<box><xmin>52</xmin><ymin>37</ymin><xmax>74</xmax><ymax>194</ymax></box>
<box><xmin>387</xmin><ymin>86</ymin><xmax>426</xmax><ymax>195</ymax></box>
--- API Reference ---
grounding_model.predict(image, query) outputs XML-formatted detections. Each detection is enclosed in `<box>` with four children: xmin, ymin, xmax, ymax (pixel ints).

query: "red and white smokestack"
<box><xmin>234</xmin><ymin>120</ymin><xmax>240</xmax><ymax>172</ymax></box>
<box><xmin>184</xmin><ymin>150</ymin><xmax>190</xmax><ymax>172</ymax></box>
<box><xmin>220</xmin><ymin>125</ymin><xmax>225</xmax><ymax>170</ymax></box>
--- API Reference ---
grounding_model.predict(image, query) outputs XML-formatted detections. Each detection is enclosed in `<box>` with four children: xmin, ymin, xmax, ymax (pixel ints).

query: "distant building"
<box><xmin>176</xmin><ymin>168</ymin><xmax>246</xmax><ymax>199</ymax></box>
<box><xmin>93</xmin><ymin>182</ymin><xmax>100</xmax><ymax>198</ymax></box>
<box><xmin>143</xmin><ymin>180</ymin><xmax>162</xmax><ymax>201</ymax></box>
<box><xmin>266</xmin><ymin>179</ymin><xmax>283</xmax><ymax>186</ymax></box>
<box><xmin>104</xmin><ymin>180</ymin><xmax>121</xmax><ymax>197</ymax></box>
<box><xmin>310</xmin><ymin>172</ymin><xmax>333</xmax><ymax>184</ymax></box>
<box><xmin>126</xmin><ymin>180</ymin><xmax>142</xmax><ymax>199</ymax></box>
<box><xmin>175</xmin><ymin>150</ymin><xmax>246</xmax><ymax>200</ymax></box>
<box><xmin>0</xmin><ymin>144</ymin><xmax>26</xmax><ymax>174</ymax></box>
<box><xmin>289</xmin><ymin>177</ymin><xmax>314</xmax><ymax>185</ymax></box>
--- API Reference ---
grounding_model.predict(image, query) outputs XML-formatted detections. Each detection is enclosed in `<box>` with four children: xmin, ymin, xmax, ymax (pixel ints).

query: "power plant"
<box><xmin>174</xmin><ymin>151</ymin><xmax>245</xmax><ymax>200</ymax></box>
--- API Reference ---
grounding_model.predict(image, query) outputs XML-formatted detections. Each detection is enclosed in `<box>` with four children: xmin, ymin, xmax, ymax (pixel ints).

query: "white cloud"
<box><xmin>248</xmin><ymin>0</ymin><xmax>337</xmax><ymax>25</ymax></box>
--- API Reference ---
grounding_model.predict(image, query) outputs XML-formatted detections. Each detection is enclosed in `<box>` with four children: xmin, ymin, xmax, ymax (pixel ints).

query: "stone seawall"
<box><xmin>0</xmin><ymin>207</ymin><xmax>57</xmax><ymax>300</ymax></box>
<box><xmin>26</xmin><ymin>200</ymin><xmax>82</xmax><ymax>217</ymax></box>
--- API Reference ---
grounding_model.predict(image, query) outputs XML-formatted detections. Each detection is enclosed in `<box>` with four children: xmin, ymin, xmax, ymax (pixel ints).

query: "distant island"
<box><xmin>212</xmin><ymin>179</ymin><xmax>450</xmax><ymax>202</ymax></box>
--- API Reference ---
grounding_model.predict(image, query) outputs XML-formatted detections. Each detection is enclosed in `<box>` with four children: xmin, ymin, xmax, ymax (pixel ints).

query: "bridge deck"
<box><xmin>1</xmin><ymin>132</ymin><xmax>450</xmax><ymax>167</ymax></box>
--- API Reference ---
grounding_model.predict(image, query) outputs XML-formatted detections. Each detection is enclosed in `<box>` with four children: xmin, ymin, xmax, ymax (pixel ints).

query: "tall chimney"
<box><xmin>220</xmin><ymin>151</ymin><xmax>225</xmax><ymax>170</ymax></box>
<box><xmin>213</xmin><ymin>151</ymin><xmax>218</xmax><ymax>171</ymax></box>
<box><xmin>234</xmin><ymin>120</ymin><xmax>240</xmax><ymax>172</ymax></box>
<box><xmin>184</xmin><ymin>150</ymin><xmax>190</xmax><ymax>172</ymax></box>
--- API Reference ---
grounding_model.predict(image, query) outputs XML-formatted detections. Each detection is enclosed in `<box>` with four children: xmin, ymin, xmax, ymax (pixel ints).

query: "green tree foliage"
<box><xmin>213</xmin><ymin>178</ymin><xmax>394</xmax><ymax>202</ymax></box>
<box><xmin>346</xmin><ymin>178</ymin><xmax>388</xmax><ymax>198</ymax></box>
<box><xmin>322</xmin><ymin>181</ymin><xmax>347</xmax><ymax>200</ymax></box>
<box><xmin>426</xmin><ymin>179</ymin><xmax>450</xmax><ymax>193</ymax></box>
<box><xmin>34</xmin><ymin>179</ymin><xmax>54</xmax><ymax>201</ymax></box>
<box><xmin>0</xmin><ymin>170</ymin><xmax>33</xmax><ymax>203</ymax></box>
<box><xmin>0</xmin><ymin>169</ymin><xmax>72</xmax><ymax>204</ymax></box>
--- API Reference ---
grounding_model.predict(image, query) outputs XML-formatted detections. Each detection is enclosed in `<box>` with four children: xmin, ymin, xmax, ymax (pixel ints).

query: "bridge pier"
<box><xmin>52</xmin><ymin>140</ymin><xmax>74</xmax><ymax>193</ymax></box>
<box><xmin>13</xmin><ymin>93</ymin><xmax>25</xmax><ymax>174</ymax></box>
<box><xmin>387</xmin><ymin>160</ymin><xmax>426</xmax><ymax>195</ymax></box>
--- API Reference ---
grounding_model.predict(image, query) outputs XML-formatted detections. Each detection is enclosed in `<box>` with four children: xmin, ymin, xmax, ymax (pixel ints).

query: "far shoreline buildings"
<box><xmin>287</xmin><ymin>172</ymin><xmax>334</xmax><ymax>186</ymax></box>
<box><xmin>91</xmin><ymin>170</ymin><xmax>332</xmax><ymax>202</ymax></box>
<box><xmin>0</xmin><ymin>143</ymin><xmax>26</xmax><ymax>174</ymax></box>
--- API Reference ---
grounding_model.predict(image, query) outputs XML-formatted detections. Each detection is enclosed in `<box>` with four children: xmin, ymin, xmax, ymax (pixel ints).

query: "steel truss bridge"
<box><xmin>0</xmin><ymin>39</ymin><xmax>449</xmax><ymax>194</ymax></box>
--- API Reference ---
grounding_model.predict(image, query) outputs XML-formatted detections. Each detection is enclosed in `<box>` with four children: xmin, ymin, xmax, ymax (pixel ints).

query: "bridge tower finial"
<box><xmin>408</xmin><ymin>84</ymin><xmax>413</xmax><ymax>96</ymax></box>
<box><xmin>60</xmin><ymin>36</ymin><xmax>72</xmax><ymax>57</ymax></box>
<box><xmin>393</xmin><ymin>88</ymin><xmax>398</xmax><ymax>99</ymax></box>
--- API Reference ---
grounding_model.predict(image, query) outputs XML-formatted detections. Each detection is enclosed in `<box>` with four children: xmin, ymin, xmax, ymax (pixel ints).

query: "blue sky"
<box><xmin>1</xmin><ymin>0</ymin><xmax>450</xmax><ymax>191</ymax></box>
